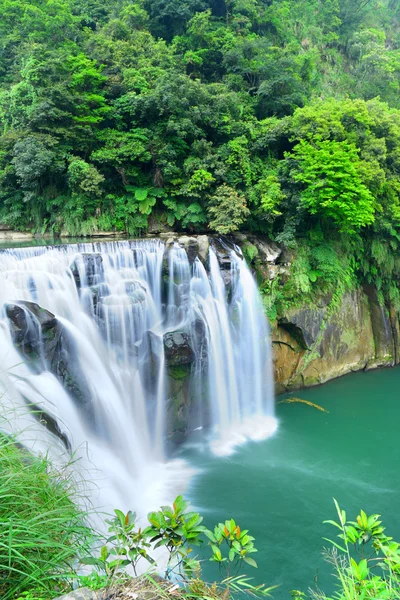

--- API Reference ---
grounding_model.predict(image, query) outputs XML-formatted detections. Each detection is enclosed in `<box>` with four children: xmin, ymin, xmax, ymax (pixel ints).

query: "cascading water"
<box><xmin>0</xmin><ymin>237</ymin><xmax>276</xmax><ymax>516</ymax></box>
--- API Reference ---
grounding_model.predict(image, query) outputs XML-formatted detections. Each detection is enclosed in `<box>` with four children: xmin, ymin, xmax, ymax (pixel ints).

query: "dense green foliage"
<box><xmin>2</xmin><ymin>0</ymin><xmax>400</xmax><ymax>310</ymax></box>
<box><xmin>0</xmin><ymin>433</ymin><xmax>93</xmax><ymax>599</ymax></box>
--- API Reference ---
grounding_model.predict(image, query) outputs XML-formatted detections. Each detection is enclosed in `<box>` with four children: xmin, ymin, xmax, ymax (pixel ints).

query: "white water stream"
<box><xmin>0</xmin><ymin>239</ymin><xmax>276</xmax><ymax>517</ymax></box>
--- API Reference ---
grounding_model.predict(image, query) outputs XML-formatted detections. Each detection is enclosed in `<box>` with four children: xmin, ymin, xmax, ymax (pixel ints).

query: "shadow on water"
<box><xmin>185</xmin><ymin>367</ymin><xmax>400</xmax><ymax>598</ymax></box>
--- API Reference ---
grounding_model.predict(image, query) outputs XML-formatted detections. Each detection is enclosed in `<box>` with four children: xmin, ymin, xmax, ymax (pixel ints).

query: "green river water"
<box><xmin>185</xmin><ymin>368</ymin><xmax>400</xmax><ymax>598</ymax></box>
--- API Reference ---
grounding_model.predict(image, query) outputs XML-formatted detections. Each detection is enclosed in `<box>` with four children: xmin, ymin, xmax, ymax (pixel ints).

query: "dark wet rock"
<box><xmin>70</xmin><ymin>253</ymin><xmax>104</xmax><ymax>288</ymax></box>
<box><xmin>6</xmin><ymin>301</ymin><xmax>57</xmax><ymax>333</ymax></box>
<box><xmin>278</xmin><ymin>307</ymin><xmax>325</xmax><ymax>350</ymax></box>
<box><xmin>6</xmin><ymin>301</ymin><xmax>61</xmax><ymax>367</ymax></box>
<box><xmin>213</xmin><ymin>246</ymin><xmax>232</xmax><ymax>271</ymax></box>
<box><xmin>124</xmin><ymin>280</ymin><xmax>147</xmax><ymax>301</ymax></box>
<box><xmin>364</xmin><ymin>285</ymin><xmax>395</xmax><ymax>367</ymax></box>
<box><xmin>25</xmin><ymin>400</ymin><xmax>71</xmax><ymax>450</ymax></box>
<box><xmin>81</xmin><ymin>283</ymin><xmax>110</xmax><ymax>315</ymax></box>
<box><xmin>50</xmin><ymin>331</ymin><xmax>92</xmax><ymax>413</ymax></box>
<box><xmin>210</xmin><ymin>239</ymin><xmax>234</xmax><ymax>294</ymax></box>
<box><xmin>163</xmin><ymin>330</ymin><xmax>195</xmax><ymax>366</ymax></box>
<box><xmin>6</xmin><ymin>301</ymin><xmax>92</xmax><ymax>415</ymax></box>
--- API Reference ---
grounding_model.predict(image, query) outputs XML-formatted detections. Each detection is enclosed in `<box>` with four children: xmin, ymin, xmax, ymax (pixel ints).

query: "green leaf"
<box><xmin>100</xmin><ymin>546</ymin><xmax>109</xmax><ymax>562</ymax></box>
<box><xmin>323</xmin><ymin>520</ymin><xmax>343</xmax><ymax>530</ymax></box>
<box><xmin>204</xmin><ymin>529</ymin><xmax>217</xmax><ymax>543</ymax></box>
<box><xmin>114</xmin><ymin>509</ymin><xmax>126</xmax><ymax>527</ymax></box>
<box><xmin>323</xmin><ymin>537</ymin><xmax>347</xmax><ymax>553</ymax></box>
<box><xmin>134</xmin><ymin>188</ymin><xmax>149</xmax><ymax>201</ymax></box>
<box><xmin>243</xmin><ymin>556</ymin><xmax>258</xmax><ymax>568</ymax></box>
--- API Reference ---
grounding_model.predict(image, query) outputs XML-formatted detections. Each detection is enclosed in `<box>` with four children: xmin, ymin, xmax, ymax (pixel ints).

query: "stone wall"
<box><xmin>272</xmin><ymin>287</ymin><xmax>400</xmax><ymax>393</ymax></box>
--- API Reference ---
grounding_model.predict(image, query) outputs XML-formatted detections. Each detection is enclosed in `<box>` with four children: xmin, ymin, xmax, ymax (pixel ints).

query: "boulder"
<box><xmin>177</xmin><ymin>236</ymin><xmax>200</xmax><ymax>264</ymax></box>
<box><xmin>163</xmin><ymin>330</ymin><xmax>195</xmax><ymax>366</ymax></box>
<box><xmin>6</xmin><ymin>301</ymin><xmax>92</xmax><ymax>416</ymax></box>
<box><xmin>197</xmin><ymin>235</ymin><xmax>209</xmax><ymax>265</ymax></box>
<box><xmin>6</xmin><ymin>301</ymin><xmax>61</xmax><ymax>366</ymax></box>
<box><xmin>70</xmin><ymin>253</ymin><xmax>104</xmax><ymax>288</ymax></box>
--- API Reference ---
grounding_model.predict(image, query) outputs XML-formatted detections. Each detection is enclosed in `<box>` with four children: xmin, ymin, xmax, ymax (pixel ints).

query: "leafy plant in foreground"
<box><xmin>84</xmin><ymin>495</ymin><xmax>275</xmax><ymax>598</ymax></box>
<box><xmin>206</xmin><ymin>519</ymin><xmax>258</xmax><ymax>574</ymax></box>
<box><xmin>296</xmin><ymin>500</ymin><xmax>400</xmax><ymax>599</ymax></box>
<box><xmin>145</xmin><ymin>495</ymin><xmax>205</xmax><ymax>579</ymax></box>
<box><xmin>81</xmin><ymin>509</ymin><xmax>154</xmax><ymax>578</ymax></box>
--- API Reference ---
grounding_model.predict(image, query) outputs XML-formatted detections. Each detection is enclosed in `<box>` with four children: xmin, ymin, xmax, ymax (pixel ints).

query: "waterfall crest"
<box><xmin>0</xmin><ymin>238</ymin><xmax>276</xmax><ymax>513</ymax></box>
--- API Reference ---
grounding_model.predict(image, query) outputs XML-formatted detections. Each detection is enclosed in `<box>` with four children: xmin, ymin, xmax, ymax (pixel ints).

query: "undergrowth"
<box><xmin>0</xmin><ymin>434</ymin><xmax>93</xmax><ymax>600</ymax></box>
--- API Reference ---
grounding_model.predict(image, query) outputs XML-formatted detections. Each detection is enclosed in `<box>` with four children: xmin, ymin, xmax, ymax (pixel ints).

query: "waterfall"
<box><xmin>0</xmin><ymin>237</ymin><xmax>276</xmax><ymax>515</ymax></box>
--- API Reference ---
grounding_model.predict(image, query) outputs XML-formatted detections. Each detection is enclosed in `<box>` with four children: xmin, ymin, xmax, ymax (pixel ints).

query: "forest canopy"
<box><xmin>1</xmin><ymin>0</ymin><xmax>400</xmax><ymax>267</ymax></box>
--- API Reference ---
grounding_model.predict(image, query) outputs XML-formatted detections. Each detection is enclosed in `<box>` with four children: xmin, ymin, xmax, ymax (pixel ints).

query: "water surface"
<box><xmin>187</xmin><ymin>368</ymin><xmax>400</xmax><ymax>598</ymax></box>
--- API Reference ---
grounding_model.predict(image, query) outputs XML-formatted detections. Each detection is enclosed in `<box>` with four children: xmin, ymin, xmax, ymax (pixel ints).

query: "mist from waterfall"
<box><xmin>0</xmin><ymin>238</ymin><xmax>276</xmax><ymax>516</ymax></box>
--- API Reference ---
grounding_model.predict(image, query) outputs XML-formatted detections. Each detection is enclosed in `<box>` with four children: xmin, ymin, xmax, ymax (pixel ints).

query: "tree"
<box><xmin>207</xmin><ymin>184</ymin><xmax>250</xmax><ymax>233</ymax></box>
<box><xmin>287</xmin><ymin>139</ymin><xmax>376</xmax><ymax>234</ymax></box>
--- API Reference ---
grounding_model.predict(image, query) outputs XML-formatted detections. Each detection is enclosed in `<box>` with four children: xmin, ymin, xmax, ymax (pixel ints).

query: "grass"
<box><xmin>0</xmin><ymin>433</ymin><xmax>94</xmax><ymax>599</ymax></box>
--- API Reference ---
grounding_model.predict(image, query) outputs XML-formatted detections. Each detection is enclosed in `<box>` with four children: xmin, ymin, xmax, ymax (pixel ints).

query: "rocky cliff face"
<box><xmin>271</xmin><ymin>286</ymin><xmax>399</xmax><ymax>393</ymax></box>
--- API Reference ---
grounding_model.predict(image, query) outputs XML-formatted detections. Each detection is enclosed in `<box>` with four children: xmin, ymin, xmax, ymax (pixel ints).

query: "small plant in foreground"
<box><xmin>81</xmin><ymin>509</ymin><xmax>154</xmax><ymax>578</ymax></box>
<box><xmin>145</xmin><ymin>495</ymin><xmax>205</xmax><ymax>579</ymax></box>
<box><xmin>306</xmin><ymin>500</ymin><xmax>400</xmax><ymax>599</ymax></box>
<box><xmin>206</xmin><ymin>519</ymin><xmax>258</xmax><ymax>574</ymax></box>
<box><xmin>84</xmin><ymin>495</ymin><xmax>275</xmax><ymax>598</ymax></box>
<box><xmin>78</xmin><ymin>571</ymin><xmax>110</xmax><ymax>591</ymax></box>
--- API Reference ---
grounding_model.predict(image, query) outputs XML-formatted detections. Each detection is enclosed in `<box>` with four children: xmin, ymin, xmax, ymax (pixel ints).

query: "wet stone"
<box><xmin>163</xmin><ymin>330</ymin><xmax>195</xmax><ymax>366</ymax></box>
<box><xmin>70</xmin><ymin>253</ymin><xmax>104</xmax><ymax>288</ymax></box>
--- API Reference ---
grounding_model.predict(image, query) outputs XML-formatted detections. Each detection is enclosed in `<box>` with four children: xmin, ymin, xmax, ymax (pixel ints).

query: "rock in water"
<box><xmin>70</xmin><ymin>253</ymin><xmax>104</xmax><ymax>288</ymax></box>
<box><xmin>6</xmin><ymin>301</ymin><xmax>61</xmax><ymax>366</ymax></box>
<box><xmin>163</xmin><ymin>330</ymin><xmax>195</xmax><ymax>366</ymax></box>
